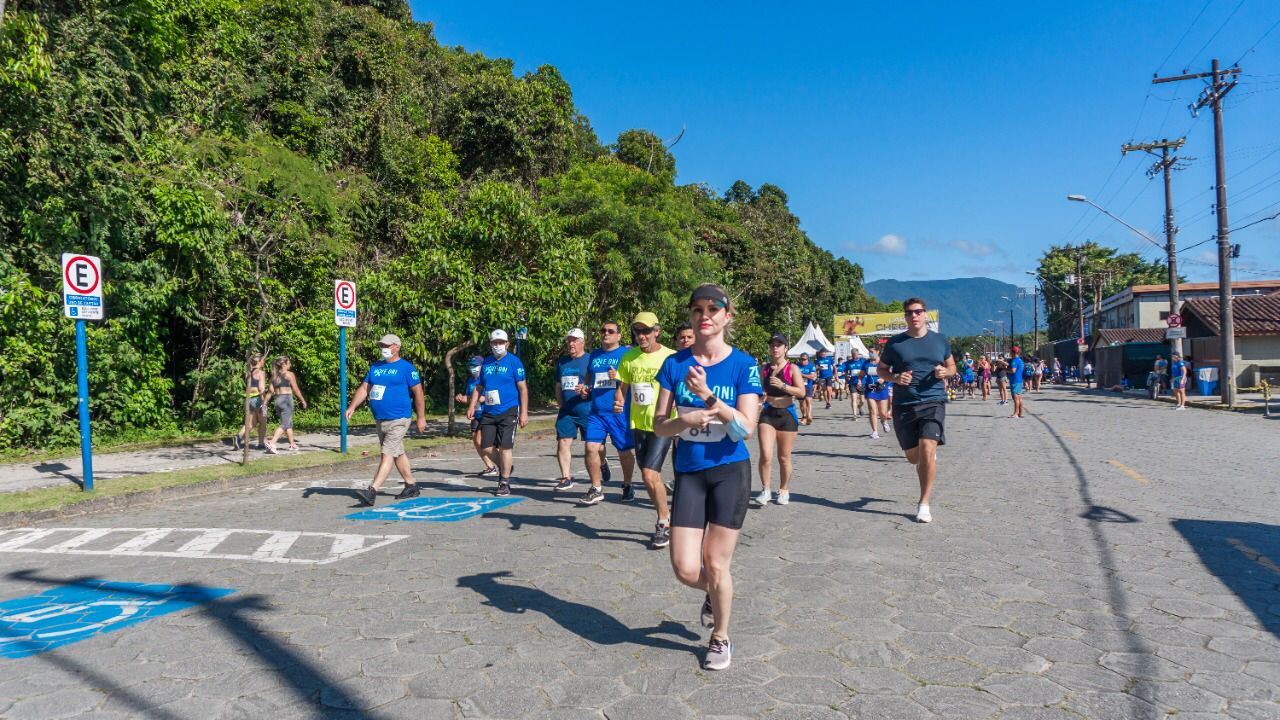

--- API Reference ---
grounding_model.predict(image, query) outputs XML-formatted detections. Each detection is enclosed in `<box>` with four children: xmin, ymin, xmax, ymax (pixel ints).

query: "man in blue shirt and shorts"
<box><xmin>553</xmin><ymin>328</ymin><xmax>609</xmax><ymax>489</ymax></box>
<box><xmin>345</xmin><ymin>334</ymin><xmax>427</xmax><ymax>506</ymax></box>
<box><xmin>1008</xmin><ymin>346</ymin><xmax>1026</xmax><ymax>419</ymax></box>
<box><xmin>878</xmin><ymin>298</ymin><xmax>956</xmax><ymax>524</ymax></box>
<box><xmin>580</xmin><ymin>321</ymin><xmax>635</xmax><ymax>506</ymax></box>
<box><xmin>468</xmin><ymin>329</ymin><xmax>529</xmax><ymax>497</ymax></box>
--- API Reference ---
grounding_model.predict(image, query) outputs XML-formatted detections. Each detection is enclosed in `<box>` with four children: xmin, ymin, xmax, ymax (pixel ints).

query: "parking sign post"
<box><xmin>334</xmin><ymin>280</ymin><xmax>357</xmax><ymax>454</ymax></box>
<box><xmin>62</xmin><ymin>253</ymin><xmax>103</xmax><ymax>492</ymax></box>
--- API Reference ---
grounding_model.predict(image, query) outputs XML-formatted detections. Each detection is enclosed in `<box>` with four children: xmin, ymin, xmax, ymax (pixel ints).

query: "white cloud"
<box><xmin>949</xmin><ymin>239</ymin><xmax>999</xmax><ymax>258</ymax></box>
<box><xmin>850</xmin><ymin>233</ymin><xmax>908</xmax><ymax>255</ymax></box>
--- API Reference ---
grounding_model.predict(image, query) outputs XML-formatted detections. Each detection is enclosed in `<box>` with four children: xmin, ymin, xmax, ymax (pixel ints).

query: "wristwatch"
<box><xmin>703</xmin><ymin>393</ymin><xmax>719</xmax><ymax>408</ymax></box>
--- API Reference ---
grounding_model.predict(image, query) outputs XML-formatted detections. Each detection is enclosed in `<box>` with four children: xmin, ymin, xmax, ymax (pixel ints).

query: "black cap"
<box><xmin>769</xmin><ymin>333</ymin><xmax>788</xmax><ymax>345</ymax></box>
<box><xmin>688</xmin><ymin>285</ymin><xmax>730</xmax><ymax>308</ymax></box>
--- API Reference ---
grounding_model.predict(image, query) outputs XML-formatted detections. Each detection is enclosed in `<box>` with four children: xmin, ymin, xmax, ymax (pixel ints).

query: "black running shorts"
<box><xmin>632</xmin><ymin>429</ymin><xmax>673</xmax><ymax>472</ymax></box>
<box><xmin>891</xmin><ymin>401</ymin><xmax>946</xmax><ymax>451</ymax></box>
<box><xmin>758</xmin><ymin>405</ymin><xmax>798</xmax><ymax>433</ymax></box>
<box><xmin>479</xmin><ymin>408</ymin><xmax>518</xmax><ymax>450</ymax></box>
<box><xmin>672</xmin><ymin>459</ymin><xmax>751</xmax><ymax>531</ymax></box>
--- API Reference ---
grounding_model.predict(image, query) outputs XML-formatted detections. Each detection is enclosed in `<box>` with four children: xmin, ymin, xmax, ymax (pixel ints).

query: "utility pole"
<box><xmin>1121</xmin><ymin>137</ymin><xmax>1188</xmax><ymax>355</ymax></box>
<box><xmin>1154</xmin><ymin>58</ymin><xmax>1239</xmax><ymax>406</ymax></box>
<box><xmin>1076</xmin><ymin>252</ymin><xmax>1086</xmax><ymax>376</ymax></box>
<box><xmin>1032</xmin><ymin>285</ymin><xmax>1040</xmax><ymax>352</ymax></box>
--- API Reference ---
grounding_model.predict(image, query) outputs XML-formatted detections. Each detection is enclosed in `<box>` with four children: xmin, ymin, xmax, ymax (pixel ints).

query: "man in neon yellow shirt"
<box><xmin>615</xmin><ymin>311</ymin><xmax>677</xmax><ymax>549</ymax></box>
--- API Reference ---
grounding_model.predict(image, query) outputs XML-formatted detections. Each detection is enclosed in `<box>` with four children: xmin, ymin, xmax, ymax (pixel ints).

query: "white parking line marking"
<box><xmin>0</xmin><ymin>527</ymin><xmax>408</xmax><ymax>565</ymax></box>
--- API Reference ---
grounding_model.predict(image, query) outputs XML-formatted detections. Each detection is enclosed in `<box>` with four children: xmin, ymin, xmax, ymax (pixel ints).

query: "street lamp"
<box><xmin>1067</xmin><ymin>193</ymin><xmax>1182</xmax><ymax>356</ymax></box>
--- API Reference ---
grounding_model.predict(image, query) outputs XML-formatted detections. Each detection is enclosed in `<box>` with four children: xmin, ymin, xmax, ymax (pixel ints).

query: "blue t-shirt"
<box><xmin>477</xmin><ymin>353</ymin><xmax>526</xmax><ymax>414</ymax></box>
<box><xmin>879</xmin><ymin>330</ymin><xmax>952</xmax><ymax>406</ymax></box>
<box><xmin>798</xmin><ymin>362</ymin><xmax>816</xmax><ymax>388</ymax></box>
<box><xmin>587</xmin><ymin>346</ymin><xmax>629</xmax><ymax>415</ymax></box>
<box><xmin>816</xmin><ymin>356</ymin><xmax>835</xmax><ymax>379</ymax></box>
<box><xmin>961</xmin><ymin>359</ymin><xmax>976</xmax><ymax>381</ymax></box>
<box><xmin>1009</xmin><ymin>357</ymin><xmax>1025</xmax><ymax>388</ymax></box>
<box><xmin>1171</xmin><ymin>360</ymin><xmax>1187</xmax><ymax>379</ymax></box>
<box><xmin>556</xmin><ymin>353</ymin><xmax>591</xmax><ymax>416</ymax></box>
<box><xmin>657</xmin><ymin>347</ymin><xmax>764</xmax><ymax>473</ymax></box>
<box><xmin>363</xmin><ymin>358</ymin><xmax>421</xmax><ymax>421</ymax></box>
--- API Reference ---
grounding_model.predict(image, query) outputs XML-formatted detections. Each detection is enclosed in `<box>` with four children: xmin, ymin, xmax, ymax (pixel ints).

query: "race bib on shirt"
<box><xmin>631</xmin><ymin>383</ymin><xmax>655</xmax><ymax>406</ymax></box>
<box><xmin>560</xmin><ymin>375</ymin><xmax>579</xmax><ymax>392</ymax></box>
<box><xmin>484</xmin><ymin>389</ymin><xmax>501</xmax><ymax>406</ymax></box>
<box><xmin>593</xmin><ymin>375</ymin><xmax>617</xmax><ymax>389</ymax></box>
<box><xmin>676</xmin><ymin>405</ymin><xmax>726</xmax><ymax>443</ymax></box>
<box><xmin>369</xmin><ymin>385</ymin><xmax>386</xmax><ymax>401</ymax></box>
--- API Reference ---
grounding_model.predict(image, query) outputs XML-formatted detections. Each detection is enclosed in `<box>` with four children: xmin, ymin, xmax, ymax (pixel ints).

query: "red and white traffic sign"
<box><xmin>62</xmin><ymin>254</ymin><xmax>103</xmax><ymax>320</ymax></box>
<box><xmin>1076</xmin><ymin>337</ymin><xmax>1087</xmax><ymax>346</ymax></box>
<box><xmin>334</xmin><ymin>279</ymin><xmax>357</xmax><ymax>327</ymax></box>
<box><xmin>1167</xmin><ymin>313</ymin><xmax>1182</xmax><ymax>328</ymax></box>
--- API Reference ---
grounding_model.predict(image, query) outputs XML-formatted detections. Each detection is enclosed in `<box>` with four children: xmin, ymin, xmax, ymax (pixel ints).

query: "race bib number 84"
<box><xmin>676</xmin><ymin>405</ymin><xmax>726</xmax><ymax>443</ymax></box>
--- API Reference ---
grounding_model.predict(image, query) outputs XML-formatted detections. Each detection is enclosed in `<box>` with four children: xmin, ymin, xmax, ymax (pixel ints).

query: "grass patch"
<box><xmin>0</xmin><ymin>419</ymin><xmax>553</xmax><ymax>516</ymax></box>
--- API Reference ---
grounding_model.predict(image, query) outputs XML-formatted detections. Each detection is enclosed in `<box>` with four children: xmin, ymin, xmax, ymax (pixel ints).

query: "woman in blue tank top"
<box><xmin>654</xmin><ymin>284</ymin><xmax>763</xmax><ymax>672</ymax></box>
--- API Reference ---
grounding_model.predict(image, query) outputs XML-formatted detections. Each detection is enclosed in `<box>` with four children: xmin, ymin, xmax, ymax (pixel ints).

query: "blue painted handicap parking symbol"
<box><xmin>0</xmin><ymin>580</ymin><xmax>235</xmax><ymax>659</ymax></box>
<box><xmin>346</xmin><ymin>496</ymin><xmax>524</xmax><ymax>522</ymax></box>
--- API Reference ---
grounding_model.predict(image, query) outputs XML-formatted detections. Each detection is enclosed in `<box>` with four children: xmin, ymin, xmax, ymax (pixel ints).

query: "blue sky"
<box><xmin>411</xmin><ymin>1</ymin><xmax>1280</xmax><ymax>289</ymax></box>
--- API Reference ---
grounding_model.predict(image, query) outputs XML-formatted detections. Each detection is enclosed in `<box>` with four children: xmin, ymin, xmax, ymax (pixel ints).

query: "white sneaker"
<box><xmin>881</xmin><ymin>420</ymin><xmax>891</xmax><ymax>433</ymax></box>
<box><xmin>869</xmin><ymin>431</ymin><xmax>880</xmax><ymax>439</ymax></box>
<box><xmin>916</xmin><ymin>504</ymin><xmax>932</xmax><ymax>523</ymax></box>
<box><xmin>755</xmin><ymin>488</ymin><xmax>772</xmax><ymax>505</ymax></box>
<box><xmin>776</xmin><ymin>491</ymin><xmax>790</xmax><ymax>506</ymax></box>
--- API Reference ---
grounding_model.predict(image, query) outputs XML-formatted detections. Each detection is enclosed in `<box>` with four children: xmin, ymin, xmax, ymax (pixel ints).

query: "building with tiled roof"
<box><xmin>1180</xmin><ymin>292</ymin><xmax>1280</xmax><ymax>388</ymax></box>
<box><xmin>1085</xmin><ymin>280</ymin><xmax>1280</xmax><ymax>332</ymax></box>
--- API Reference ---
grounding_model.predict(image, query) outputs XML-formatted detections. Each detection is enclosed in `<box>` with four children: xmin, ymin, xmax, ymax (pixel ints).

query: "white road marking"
<box><xmin>0</xmin><ymin>527</ymin><xmax>408</xmax><ymax>565</ymax></box>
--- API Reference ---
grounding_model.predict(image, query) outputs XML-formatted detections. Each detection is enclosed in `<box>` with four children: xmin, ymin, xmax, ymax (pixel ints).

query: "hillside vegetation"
<box><xmin>0</xmin><ymin>0</ymin><xmax>888</xmax><ymax>450</ymax></box>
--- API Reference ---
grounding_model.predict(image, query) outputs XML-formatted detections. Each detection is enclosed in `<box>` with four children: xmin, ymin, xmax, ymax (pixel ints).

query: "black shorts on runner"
<box><xmin>479</xmin><ymin>408</ymin><xmax>518</xmax><ymax>450</ymax></box>
<box><xmin>632</xmin><ymin>429</ymin><xmax>673</xmax><ymax>472</ymax></box>
<box><xmin>758</xmin><ymin>405</ymin><xmax>798</xmax><ymax>433</ymax></box>
<box><xmin>891</xmin><ymin>401</ymin><xmax>946</xmax><ymax>451</ymax></box>
<box><xmin>469</xmin><ymin>417</ymin><xmax>481</xmax><ymax>434</ymax></box>
<box><xmin>672</xmin><ymin>459</ymin><xmax>751</xmax><ymax>531</ymax></box>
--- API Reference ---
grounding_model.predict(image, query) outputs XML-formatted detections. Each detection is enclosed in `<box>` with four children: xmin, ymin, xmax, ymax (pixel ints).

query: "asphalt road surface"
<box><xmin>0</xmin><ymin>387</ymin><xmax>1277</xmax><ymax>719</ymax></box>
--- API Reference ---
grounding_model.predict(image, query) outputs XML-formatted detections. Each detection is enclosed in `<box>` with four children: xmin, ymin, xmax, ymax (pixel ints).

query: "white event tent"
<box><xmin>787</xmin><ymin>322</ymin><xmax>835</xmax><ymax>358</ymax></box>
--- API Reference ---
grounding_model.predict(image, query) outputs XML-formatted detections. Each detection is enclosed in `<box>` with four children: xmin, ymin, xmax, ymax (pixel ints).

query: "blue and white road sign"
<box><xmin>62</xmin><ymin>254</ymin><xmax>104</xmax><ymax>321</ymax></box>
<box><xmin>346</xmin><ymin>496</ymin><xmax>524</xmax><ymax>522</ymax></box>
<box><xmin>0</xmin><ymin>580</ymin><xmax>235</xmax><ymax>659</ymax></box>
<box><xmin>334</xmin><ymin>279</ymin><xmax>357</xmax><ymax>327</ymax></box>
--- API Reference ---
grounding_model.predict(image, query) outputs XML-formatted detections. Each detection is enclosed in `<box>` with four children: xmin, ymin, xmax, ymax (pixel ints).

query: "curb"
<box><xmin>0</xmin><ymin>427</ymin><xmax>557</xmax><ymax>530</ymax></box>
<box><xmin>1059</xmin><ymin>384</ymin><xmax>1268</xmax><ymax>414</ymax></box>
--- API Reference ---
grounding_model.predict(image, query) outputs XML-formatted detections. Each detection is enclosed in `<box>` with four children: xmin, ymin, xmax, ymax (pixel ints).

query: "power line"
<box><xmin>1185</xmin><ymin>0</ymin><xmax>1246</xmax><ymax>71</ymax></box>
<box><xmin>1159</xmin><ymin>0</ymin><xmax>1215</xmax><ymax>73</ymax></box>
<box><xmin>1233</xmin><ymin>15</ymin><xmax>1280</xmax><ymax>66</ymax></box>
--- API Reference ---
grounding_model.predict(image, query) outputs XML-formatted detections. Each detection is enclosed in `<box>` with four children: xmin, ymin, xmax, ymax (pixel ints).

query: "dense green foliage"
<box><xmin>0</xmin><ymin>0</ymin><xmax>885</xmax><ymax>451</ymax></box>
<box><xmin>1035</xmin><ymin>243</ymin><xmax>1170</xmax><ymax>341</ymax></box>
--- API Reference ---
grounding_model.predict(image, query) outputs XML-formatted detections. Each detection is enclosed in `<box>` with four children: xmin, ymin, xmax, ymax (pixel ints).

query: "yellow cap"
<box><xmin>631</xmin><ymin>311</ymin><xmax>660</xmax><ymax>329</ymax></box>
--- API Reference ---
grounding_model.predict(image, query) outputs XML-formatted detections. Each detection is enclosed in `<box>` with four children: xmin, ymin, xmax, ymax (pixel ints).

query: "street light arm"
<box><xmin>1068</xmin><ymin>196</ymin><xmax>1165</xmax><ymax>251</ymax></box>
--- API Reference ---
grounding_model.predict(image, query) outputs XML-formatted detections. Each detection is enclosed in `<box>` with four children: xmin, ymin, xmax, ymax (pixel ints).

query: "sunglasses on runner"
<box><xmin>904</xmin><ymin>308</ymin><xmax>927</xmax><ymax>316</ymax></box>
<box><xmin>632</xmin><ymin>326</ymin><xmax>657</xmax><ymax>335</ymax></box>
<box><xmin>600</xmin><ymin>328</ymin><xmax>619</xmax><ymax>335</ymax></box>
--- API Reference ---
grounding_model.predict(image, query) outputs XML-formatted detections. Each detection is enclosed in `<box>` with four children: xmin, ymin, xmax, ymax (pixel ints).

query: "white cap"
<box><xmin>378</xmin><ymin>334</ymin><xmax>402</xmax><ymax>346</ymax></box>
<box><xmin>566</xmin><ymin>328</ymin><xmax>585</xmax><ymax>340</ymax></box>
<box><xmin>490</xmin><ymin>329</ymin><xmax>509</xmax><ymax>342</ymax></box>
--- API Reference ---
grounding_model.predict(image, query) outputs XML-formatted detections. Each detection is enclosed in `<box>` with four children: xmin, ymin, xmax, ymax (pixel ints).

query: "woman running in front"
<box><xmin>654</xmin><ymin>284</ymin><xmax>763</xmax><ymax>671</ymax></box>
<box><xmin>756</xmin><ymin>333</ymin><xmax>806</xmax><ymax>506</ymax></box>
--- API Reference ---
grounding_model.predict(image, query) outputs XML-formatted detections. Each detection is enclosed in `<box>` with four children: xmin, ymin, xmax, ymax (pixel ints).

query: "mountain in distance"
<box><xmin>864</xmin><ymin>277</ymin><xmax>1044</xmax><ymax>338</ymax></box>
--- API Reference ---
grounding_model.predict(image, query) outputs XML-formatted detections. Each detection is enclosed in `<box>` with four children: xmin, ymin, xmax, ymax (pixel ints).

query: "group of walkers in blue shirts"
<box><xmin>339</xmin><ymin>288</ymin><xmax>961</xmax><ymax>673</ymax></box>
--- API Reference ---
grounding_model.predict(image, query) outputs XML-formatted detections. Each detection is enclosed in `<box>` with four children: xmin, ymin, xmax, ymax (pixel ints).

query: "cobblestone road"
<box><xmin>0</xmin><ymin>387</ymin><xmax>1277</xmax><ymax>719</ymax></box>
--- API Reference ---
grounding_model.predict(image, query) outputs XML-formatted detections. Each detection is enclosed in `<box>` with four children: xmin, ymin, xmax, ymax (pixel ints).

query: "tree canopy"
<box><xmin>0</xmin><ymin>0</ymin><xmax>887</xmax><ymax>450</ymax></box>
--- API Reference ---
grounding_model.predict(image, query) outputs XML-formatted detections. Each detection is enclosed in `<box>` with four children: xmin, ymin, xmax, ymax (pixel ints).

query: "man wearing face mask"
<box><xmin>346</xmin><ymin>334</ymin><xmax>426</xmax><ymax>506</ymax></box>
<box><xmin>455</xmin><ymin>356</ymin><xmax>494</xmax><ymax>475</ymax></box>
<box><xmin>467</xmin><ymin>329</ymin><xmax>529</xmax><ymax>497</ymax></box>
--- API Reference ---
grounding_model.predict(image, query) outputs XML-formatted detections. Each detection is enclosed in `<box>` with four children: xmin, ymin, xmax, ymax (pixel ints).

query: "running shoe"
<box><xmin>231</xmin><ymin>434</ymin><xmax>242</xmax><ymax>450</ymax></box>
<box><xmin>495</xmin><ymin>480</ymin><xmax>511</xmax><ymax>497</ymax></box>
<box><xmin>264</xmin><ymin>442</ymin><xmax>278</xmax><ymax>455</ymax></box>
<box><xmin>704</xmin><ymin>637</ymin><xmax>732</xmax><ymax>671</ymax></box>
<box><xmin>825</xmin><ymin>402</ymin><xmax>831</xmax><ymax>409</ymax></box>
<box><xmin>395</xmin><ymin>483</ymin><xmax>420</xmax><ymax>499</ymax></box>
<box><xmin>580</xmin><ymin>486</ymin><xmax>604</xmax><ymax>505</ymax></box>
<box><xmin>554</xmin><ymin>477</ymin><xmax>575</xmax><ymax>491</ymax></box>
<box><xmin>881</xmin><ymin>420</ymin><xmax>891</xmax><ymax>434</ymax></box>
<box><xmin>602</xmin><ymin>463</ymin><xmax>612</xmax><ymax>484</ymax></box>
<box><xmin>776</xmin><ymin>491</ymin><xmax>790</xmax><ymax>506</ymax></box>
<box><xmin>870</xmin><ymin>431</ymin><xmax>880</xmax><ymax>439</ymax></box>
<box><xmin>664</xmin><ymin>480</ymin><xmax>675</xmax><ymax>495</ymax></box>
<box><xmin>356</xmin><ymin>486</ymin><xmax>376</xmax><ymax>507</ymax></box>
<box><xmin>650</xmin><ymin>523</ymin><xmax>671</xmax><ymax>549</ymax></box>
<box><xmin>700</xmin><ymin>594</ymin><xmax>714</xmax><ymax>628</ymax></box>
<box><xmin>754</xmin><ymin>488</ymin><xmax>772</xmax><ymax>506</ymax></box>
<box><xmin>620</xmin><ymin>484</ymin><xmax>636</xmax><ymax>503</ymax></box>
<box><xmin>254</xmin><ymin>443</ymin><xmax>268</xmax><ymax>451</ymax></box>
<box><xmin>288</xmin><ymin>443</ymin><xmax>299</xmax><ymax>453</ymax></box>
<box><xmin>478</xmin><ymin>466</ymin><xmax>499</xmax><ymax>477</ymax></box>
<box><xmin>916</xmin><ymin>504</ymin><xmax>932</xmax><ymax>523</ymax></box>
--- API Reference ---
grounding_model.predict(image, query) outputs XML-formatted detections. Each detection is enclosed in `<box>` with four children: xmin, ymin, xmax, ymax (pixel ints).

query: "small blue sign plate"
<box><xmin>346</xmin><ymin>496</ymin><xmax>524</xmax><ymax>522</ymax></box>
<box><xmin>0</xmin><ymin>580</ymin><xmax>235</xmax><ymax>659</ymax></box>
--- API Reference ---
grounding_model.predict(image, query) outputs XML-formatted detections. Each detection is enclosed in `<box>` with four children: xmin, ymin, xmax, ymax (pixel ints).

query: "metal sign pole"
<box><xmin>75</xmin><ymin>319</ymin><xmax>94</xmax><ymax>492</ymax></box>
<box><xmin>340</xmin><ymin>325</ymin><xmax>348</xmax><ymax>454</ymax></box>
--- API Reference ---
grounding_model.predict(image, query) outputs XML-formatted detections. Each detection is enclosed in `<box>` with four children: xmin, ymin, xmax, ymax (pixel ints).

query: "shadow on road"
<box><xmin>1171</xmin><ymin>519</ymin><xmax>1280</xmax><ymax>639</ymax></box>
<box><xmin>786</xmin><ymin>494</ymin><xmax>915</xmax><ymax>520</ymax></box>
<box><xmin>457</xmin><ymin>571</ymin><xmax>700</xmax><ymax>654</ymax></box>
<box><xmin>793</xmin><ymin>449</ymin><xmax>892</xmax><ymax>462</ymax></box>
<box><xmin>4</xmin><ymin>569</ymin><xmax>376</xmax><ymax>718</ymax></box>
<box><xmin>483</xmin><ymin>512</ymin><xmax>650</xmax><ymax>546</ymax></box>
